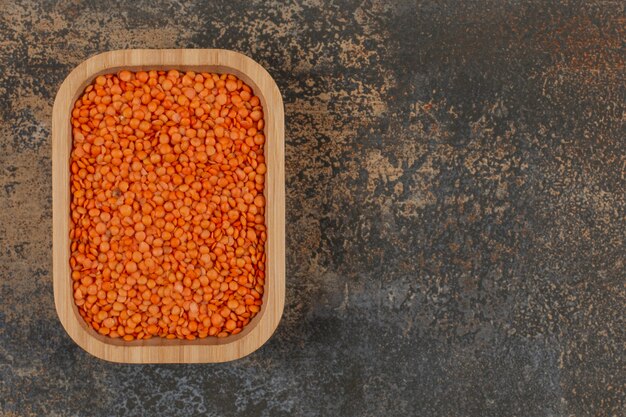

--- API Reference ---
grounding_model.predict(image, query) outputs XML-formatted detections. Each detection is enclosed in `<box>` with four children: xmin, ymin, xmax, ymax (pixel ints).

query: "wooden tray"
<box><xmin>52</xmin><ymin>49</ymin><xmax>285</xmax><ymax>363</ymax></box>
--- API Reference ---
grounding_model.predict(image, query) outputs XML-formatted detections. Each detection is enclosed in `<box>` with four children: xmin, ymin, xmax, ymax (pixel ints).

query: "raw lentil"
<box><xmin>70</xmin><ymin>70</ymin><xmax>266</xmax><ymax>340</ymax></box>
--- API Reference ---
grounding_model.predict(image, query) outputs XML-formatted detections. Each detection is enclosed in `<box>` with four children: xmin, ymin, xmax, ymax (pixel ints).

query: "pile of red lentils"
<box><xmin>70</xmin><ymin>69</ymin><xmax>266</xmax><ymax>340</ymax></box>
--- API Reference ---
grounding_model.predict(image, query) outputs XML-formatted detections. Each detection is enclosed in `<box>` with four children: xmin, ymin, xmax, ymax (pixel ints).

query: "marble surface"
<box><xmin>0</xmin><ymin>1</ymin><xmax>623</xmax><ymax>416</ymax></box>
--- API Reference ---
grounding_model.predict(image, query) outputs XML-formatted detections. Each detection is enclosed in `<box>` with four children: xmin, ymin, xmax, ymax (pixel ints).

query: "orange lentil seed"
<box><xmin>70</xmin><ymin>70</ymin><xmax>266</xmax><ymax>340</ymax></box>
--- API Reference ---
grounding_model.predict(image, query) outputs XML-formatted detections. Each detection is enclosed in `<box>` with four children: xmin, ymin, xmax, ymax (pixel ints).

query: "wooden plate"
<box><xmin>52</xmin><ymin>49</ymin><xmax>285</xmax><ymax>363</ymax></box>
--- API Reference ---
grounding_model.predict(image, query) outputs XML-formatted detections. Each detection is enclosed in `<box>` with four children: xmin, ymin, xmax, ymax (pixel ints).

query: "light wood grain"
<box><xmin>52</xmin><ymin>49</ymin><xmax>285</xmax><ymax>363</ymax></box>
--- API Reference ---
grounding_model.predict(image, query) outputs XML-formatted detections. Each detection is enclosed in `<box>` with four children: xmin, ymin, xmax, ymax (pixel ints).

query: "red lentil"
<box><xmin>70</xmin><ymin>70</ymin><xmax>266</xmax><ymax>340</ymax></box>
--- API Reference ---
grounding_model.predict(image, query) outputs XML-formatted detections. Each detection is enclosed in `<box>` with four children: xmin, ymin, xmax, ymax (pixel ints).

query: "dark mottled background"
<box><xmin>0</xmin><ymin>1</ymin><xmax>624</xmax><ymax>416</ymax></box>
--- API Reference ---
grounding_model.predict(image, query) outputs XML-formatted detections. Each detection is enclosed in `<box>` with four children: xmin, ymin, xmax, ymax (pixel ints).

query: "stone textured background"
<box><xmin>0</xmin><ymin>1</ymin><xmax>624</xmax><ymax>416</ymax></box>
